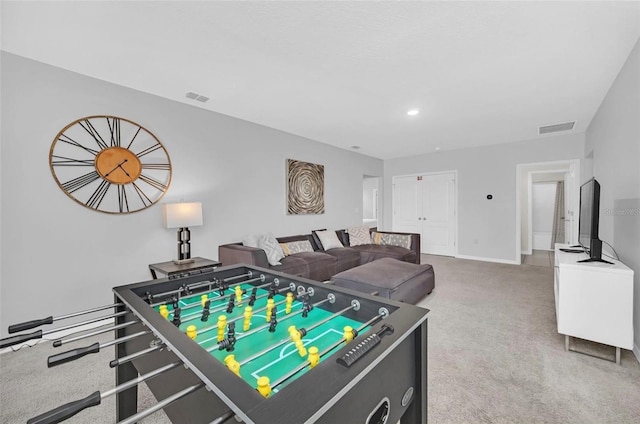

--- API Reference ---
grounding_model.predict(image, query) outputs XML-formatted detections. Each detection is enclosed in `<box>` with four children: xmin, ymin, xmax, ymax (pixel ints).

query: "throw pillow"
<box><xmin>346</xmin><ymin>226</ymin><xmax>372</xmax><ymax>246</ymax></box>
<box><xmin>315</xmin><ymin>230</ymin><xmax>344</xmax><ymax>250</ymax></box>
<box><xmin>280</xmin><ymin>240</ymin><xmax>314</xmax><ymax>256</ymax></box>
<box><xmin>258</xmin><ymin>232</ymin><xmax>285</xmax><ymax>266</ymax></box>
<box><xmin>383</xmin><ymin>233</ymin><xmax>412</xmax><ymax>249</ymax></box>
<box><xmin>371</xmin><ymin>231</ymin><xmax>384</xmax><ymax>245</ymax></box>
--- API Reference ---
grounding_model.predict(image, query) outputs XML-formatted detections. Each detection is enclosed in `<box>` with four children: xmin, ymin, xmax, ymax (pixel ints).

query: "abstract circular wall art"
<box><xmin>286</xmin><ymin>159</ymin><xmax>324</xmax><ymax>215</ymax></box>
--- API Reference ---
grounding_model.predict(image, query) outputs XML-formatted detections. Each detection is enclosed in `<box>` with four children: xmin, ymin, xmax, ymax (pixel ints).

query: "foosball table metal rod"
<box><xmin>109</xmin><ymin>343</ymin><xmax>165</xmax><ymax>368</ymax></box>
<box><xmin>26</xmin><ymin>361</ymin><xmax>182</xmax><ymax>424</ymax></box>
<box><xmin>209</xmin><ymin>410</ymin><xmax>235</xmax><ymax>424</ymax></box>
<box><xmin>47</xmin><ymin>330</ymin><xmax>151</xmax><ymax>368</ymax></box>
<box><xmin>0</xmin><ymin>310</ymin><xmax>130</xmax><ymax>349</ymax></box>
<box><xmin>116</xmin><ymin>382</ymin><xmax>206</xmax><ymax>424</ymax></box>
<box><xmin>52</xmin><ymin>320</ymin><xmax>139</xmax><ymax>347</ymax></box>
<box><xmin>7</xmin><ymin>303</ymin><xmax>124</xmax><ymax>333</ymax></box>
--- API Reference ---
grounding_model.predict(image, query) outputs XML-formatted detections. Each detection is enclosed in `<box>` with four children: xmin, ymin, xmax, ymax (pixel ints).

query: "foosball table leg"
<box><xmin>402</xmin><ymin>319</ymin><xmax>428</xmax><ymax>423</ymax></box>
<box><xmin>115</xmin><ymin>299</ymin><xmax>138</xmax><ymax>421</ymax></box>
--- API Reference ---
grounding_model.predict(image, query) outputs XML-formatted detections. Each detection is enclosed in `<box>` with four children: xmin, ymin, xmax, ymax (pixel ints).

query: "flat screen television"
<box><xmin>577</xmin><ymin>178</ymin><xmax>611</xmax><ymax>264</ymax></box>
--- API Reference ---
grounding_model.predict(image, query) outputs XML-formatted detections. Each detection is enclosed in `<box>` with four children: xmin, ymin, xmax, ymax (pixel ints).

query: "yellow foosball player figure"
<box><xmin>200</xmin><ymin>294</ymin><xmax>208</xmax><ymax>307</ymax></box>
<box><xmin>308</xmin><ymin>346</ymin><xmax>320</xmax><ymax>369</ymax></box>
<box><xmin>224</xmin><ymin>354</ymin><xmax>241</xmax><ymax>378</ymax></box>
<box><xmin>159</xmin><ymin>305</ymin><xmax>170</xmax><ymax>320</ymax></box>
<box><xmin>243</xmin><ymin>306</ymin><xmax>253</xmax><ymax>331</ymax></box>
<box><xmin>288</xmin><ymin>325</ymin><xmax>307</xmax><ymax>357</ymax></box>
<box><xmin>285</xmin><ymin>292</ymin><xmax>294</xmax><ymax>314</ymax></box>
<box><xmin>217</xmin><ymin>315</ymin><xmax>227</xmax><ymax>342</ymax></box>
<box><xmin>257</xmin><ymin>376</ymin><xmax>271</xmax><ymax>398</ymax></box>
<box><xmin>235</xmin><ymin>286</ymin><xmax>243</xmax><ymax>307</ymax></box>
<box><xmin>266</xmin><ymin>298</ymin><xmax>275</xmax><ymax>322</ymax></box>
<box><xmin>186</xmin><ymin>325</ymin><xmax>197</xmax><ymax>340</ymax></box>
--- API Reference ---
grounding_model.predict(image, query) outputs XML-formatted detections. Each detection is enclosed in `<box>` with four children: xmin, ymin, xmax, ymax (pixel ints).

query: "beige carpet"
<box><xmin>1</xmin><ymin>255</ymin><xmax>639</xmax><ymax>423</ymax></box>
<box><xmin>418</xmin><ymin>253</ymin><xmax>640</xmax><ymax>424</ymax></box>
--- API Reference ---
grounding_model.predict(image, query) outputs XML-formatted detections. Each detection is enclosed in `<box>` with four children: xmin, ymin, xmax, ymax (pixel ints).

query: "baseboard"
<box><xmin>634</xmin><ymin>342</ymin><xmax>640</xmax><ymax>364</ymax></box>
<box><xmin>0</xmin><ymin>319</ymin><xmax>112</xmax><ymax>355</ymax></box>
<box><xmin>455</xmin><ymin>254</ymin><xmax>520</xmax><ymax>265</ymax></box>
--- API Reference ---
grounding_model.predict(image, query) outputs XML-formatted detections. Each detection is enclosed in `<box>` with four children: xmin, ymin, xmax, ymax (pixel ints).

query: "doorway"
<box><xmin>362</xmin><ymin>176</ymin><xmax>380</xmax><ymax>228</ymax></box>
<box><xmin>516</xmin><ymin>160</ymin><xmax>580</xmax><ymax>263</ymax></box>
<box><xmin>392</xmin><ymin>171</ymin><xmax>457</xmax><ymax>256</ymax></box>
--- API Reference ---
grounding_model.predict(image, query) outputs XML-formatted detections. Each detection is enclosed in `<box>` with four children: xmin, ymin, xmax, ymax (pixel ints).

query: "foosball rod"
<box><xmin>47</xmin><ymin>330</ymin><xmax>150</xmax><ymax>368</ymax></box>
<box><xmin>109</xmin><ymin>343</ymin><xmax>165</xmax><ymax>368</ymax></box>
<box><xmin>52</xmin><ymin>320</ymin><xmax>140</xmax><ymax>347</ymax></box>
<box><xmin>270</xmin><ymin>311</ymin><xmax>387</xmax><ymax>390</ymax></box>
<box><xmin>26</xmin><ymin>361</ymin><xmax>182</xmax><ymax>424</ymax></box>
<box><xmin>117</xmin><ymin>382</ymin><xmax>206</xmax><ymax>424</ymax></box>
<box><xmin>209</xmin><ymin>410</ymin><xmax>235</xmax><ymax>424</ymax></box>
<box><xmin>204</xmin><ymin>295</ymin><xmax>332</xmax><ymax>351</ymax></box>
<box><xmin>7</xmin><ymin>303</ymin><xmax>124</xmax><ymax>333</ymax></box>
<box><xmin>0</xmin><ymin>310</ymin><xmax>130</xmax><ymax>349</ymax></box>
<box><xmin>165</xmin><ymin>278</ymin><xmax>275</xmax><ymax>318</ymax></box>
<box><xmin>148</xmin><ymin>273</ymin><xmax>266</xmax><ymax>306</ymax></box>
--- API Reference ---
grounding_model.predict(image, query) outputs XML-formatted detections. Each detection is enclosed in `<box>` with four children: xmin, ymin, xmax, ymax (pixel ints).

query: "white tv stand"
<box><xmin>554</xmin><ymin>244</ymin><xmax>634</xmax><ymax>364</ymax></box>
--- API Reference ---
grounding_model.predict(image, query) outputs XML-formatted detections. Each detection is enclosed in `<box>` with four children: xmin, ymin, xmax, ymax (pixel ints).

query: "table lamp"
<box><xmin>163</xmin><ymin>202</ymin><xmax>203</xmax><ymax>264</ymax></box>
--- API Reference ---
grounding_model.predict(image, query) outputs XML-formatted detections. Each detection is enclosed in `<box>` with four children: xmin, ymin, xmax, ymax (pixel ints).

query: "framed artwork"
<box><xmin>286</xmin><ymin>159</ymin><xmax>324</xmax><ymax>214</ymax></box>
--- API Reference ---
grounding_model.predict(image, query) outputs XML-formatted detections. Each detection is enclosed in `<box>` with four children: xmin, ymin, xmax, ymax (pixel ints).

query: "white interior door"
<box><xmin>392</xmin><ymin>176</ymin><xmax>420</xmax><ymax>233</ymax></box>
<box><xmin>420</xmin><ymin>173</ymin><xmax>456</xmax><ymax>256</ymax></box>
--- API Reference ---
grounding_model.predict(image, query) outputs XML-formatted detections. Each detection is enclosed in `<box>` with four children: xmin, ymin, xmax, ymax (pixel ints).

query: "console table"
<box><xmin>553</xmin><ymin>244</ymin><xmax>634</xmax><ymax>364</ymax></box>
<box><xmin>149</xmin><ymin>257</ymin><xmax>221</xmax><ymax>280</ymax></box>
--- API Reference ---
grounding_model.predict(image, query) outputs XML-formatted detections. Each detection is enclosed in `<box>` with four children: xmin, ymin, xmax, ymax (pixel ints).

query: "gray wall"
<box><xmin>383</xmin><ymin>134</ymin><xmax>584</xmax><ymax>262</ymax></box>
<box><xmin>0</xmin><ymin>53</ymin><xmax>382</xmax><ymax>337</ymax></box>
<box><xmin>585</xmin><ymin>38</ymin><xmax>640</xmax><ymax>357</ymax></box>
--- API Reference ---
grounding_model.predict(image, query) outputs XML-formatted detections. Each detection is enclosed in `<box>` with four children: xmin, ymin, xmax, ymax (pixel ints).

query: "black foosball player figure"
<box><xmin>171</xmin><ymin>296</ymin><xmax>179</xmax><ymax>310</ymax></box>
<box><xmin>172</xmin><ymin>308</ymin><xmax>181</xmax><ymax>327</ymax></box>
<box><xmin>268</xmin><ymin>282</ymin><xmax>277</xmax><ymax>299</ymax></box>
<box><xmin>217</xmin><ymin>280</ymin><xmax>228</xmax><ymax>298</ymax></box>
<box><xmin>181</xmin><ymin>283</ymin><xmax>191</xmax><ymax>296</ymax></box>
<box><xmin>248</xmin><ymin>287</ymin><xmax>258</xmax><ymax>306</ymax></box>
<box><xmin>268</xmin><ymin>305</ymin><xmax>278</xmax><ymax>332</ymax></box>
<box><xmin>302</xmin><ymin>295</ymin><xmax>313</xmax><ymax>318</ymax></box>
<box><xmin>201</xmin><ymin>300</ymin><xmax>211</xmax><ymax>322</ymax></box>
<box><xmin>218</xmin><ymin>322</ymin><xmax>236</xmax><ymax>352</ymax></box>
<box><xmin>226</xmin><ymin>295</ymin><xmax>235</xmax><ymax>314</ymax></box>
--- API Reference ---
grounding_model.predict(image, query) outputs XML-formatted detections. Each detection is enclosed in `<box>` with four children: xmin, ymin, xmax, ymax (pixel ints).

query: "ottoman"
<box><xmin>331</xmin><ymin>257</ymin><xmax>434</xmax><ymax>304</ymax></box>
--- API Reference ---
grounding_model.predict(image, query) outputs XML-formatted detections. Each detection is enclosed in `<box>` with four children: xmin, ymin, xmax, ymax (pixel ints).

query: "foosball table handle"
<box><xmin>27</xmin><ymin>391</ymin><xmax>101</xmax><ymax>424</ymax></box>
<box><xmin>0</xmin><ymin>329</ymin><xmax>43</xmax><ymax>349</ymax></box>
<box><xmin>8</xmin><ymin>316</ymin><xmax>54</xmax><ymax>333</ymax></box>
<box><xmin>47</xmin><ymin>342</ymin><xmax>100</xmax><ymax>367</ymax></box>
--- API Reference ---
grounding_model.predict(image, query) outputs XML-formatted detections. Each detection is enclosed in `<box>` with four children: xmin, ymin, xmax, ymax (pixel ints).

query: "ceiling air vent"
<box><xmin>539</xmin><ymin>121</ymin><xmax>575</xmax><ymax>135</ymax></box>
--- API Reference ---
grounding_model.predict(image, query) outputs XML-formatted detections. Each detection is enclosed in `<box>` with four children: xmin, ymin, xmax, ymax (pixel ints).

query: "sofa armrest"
<box><xmin>218</xmin><ymin>243</ymin><xmax>269</xmax><ymax>268</ymax></box>
<box><xmin>371</xmin><ymin>230</ymin><xmax>421</xmax><ymax>263</ymax></box>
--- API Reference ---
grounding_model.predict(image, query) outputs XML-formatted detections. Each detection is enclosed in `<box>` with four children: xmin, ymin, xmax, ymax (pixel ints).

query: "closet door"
<box><xmin>392</xmin><ymin>175</ymin><xmax>420</xmax><ymax>233</ymax></box>
<box><xmin>420</xmin><ymin>173</ymin><xmax>456</xmax><ymax>256</ymax></box>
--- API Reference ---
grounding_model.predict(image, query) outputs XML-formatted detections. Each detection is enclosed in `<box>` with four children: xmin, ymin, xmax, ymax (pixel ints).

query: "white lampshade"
<box><xmin>163</xmin><ymin>202</ymin><xmax>203</xmax><ymax>229</ymax></box>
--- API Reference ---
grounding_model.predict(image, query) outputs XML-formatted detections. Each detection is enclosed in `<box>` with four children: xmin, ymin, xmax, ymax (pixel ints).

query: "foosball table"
<box><xmin>2</xmin><ymin>264</ymin><xmax>429</xmax><ymax>424</ymax></box>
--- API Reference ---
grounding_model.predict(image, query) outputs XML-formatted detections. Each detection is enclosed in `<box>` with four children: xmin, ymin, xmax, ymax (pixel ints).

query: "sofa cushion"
<box><xmin>289</xmin><ymin>251</ymin><xmax>337</xmax><ymax>281</ymax></box>
<box><xmin>346</xmin><ymin>226</ymin><xmax>372</xmax><ymax>246</ymax></box>
<box><xmin>315</xmin><ymin>230</ymin><xmax>344</xmax><ymax>250</ymax></box>
<box><xmin>271</xmin><ymin>255</ymin><xmax>310</xmax><ymax>278</ymax></box>
<box><xmin>321</xmin><ymin>247</ymin><xmax>361</xmax><ymax>274</ymax></box>
<box><xmin>352</xmin><ymin>244</ymin><xmax>417</xmax><ymax>265</ymax></box>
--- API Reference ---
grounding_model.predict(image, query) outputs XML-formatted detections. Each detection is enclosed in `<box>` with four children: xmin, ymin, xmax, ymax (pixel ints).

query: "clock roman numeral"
<box><xmin>61</xmin><ymin>171</ymin><xmax>101</xmax><ymax>193</ymax></box>
<box><xmin>79</xmin><ymin>119</ymin><xmax>109</xmax><ymax>150</ymax></box>
<box><xmin>118</xmin><ymin>185</ymin><xmax>129</xmax><ymax>213</ymax></box>
<box><xmin>125</xmin><ymin>127</ymin><xmax>142</xmax><ymax>150</ymax></box>
<box><xmin>138</xmin><ymin>174</ymin><xmax>168</xmax><ymax>192</ymax></box>
<box><xmin>86</xmin><ymin>180</ymin><xmax>111</xmax><ymax>210</ymax></box>
<box><xmin>136</xmin><ymin>143</ymin><xmax>163</xmax><ymax>158</ymax></box>
<box><xmin>131</xmin><ymin>182</ymin><xmax>153</xmax><ymax>207</ymax></box>
<box><xmin>58</xmin><ymin>134</ymin><xmax>100</xmax><ymax>156</ymax></box>
<box><xmin>51</xmin><ymin>155</ymin><xmax>95</xmax><ymax>167</ymax></box>
<box><xmin>107</xmin><ymin>117</ymin><xmax>121</xmax><ymax>147</ymax></box>
<box><xmin>141</xmin><ymin>163</ymin><xmax>171</xmax><ymax>170</ymax></box>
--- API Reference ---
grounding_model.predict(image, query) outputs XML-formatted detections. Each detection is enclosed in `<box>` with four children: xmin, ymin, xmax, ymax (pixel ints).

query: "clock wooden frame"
<box><xmin>49</xmin><ymin>115</ymin><xmax>172</xmax><ymax>214</ymax></box>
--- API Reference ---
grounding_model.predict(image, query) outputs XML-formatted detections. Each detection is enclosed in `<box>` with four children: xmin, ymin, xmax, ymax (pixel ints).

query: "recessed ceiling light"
<box><xmin>350</xmin><ymin>145</ymin><xmax>360</xmax><ymax>150</ymax></box>
<box><xmin>407</xmin><ymin>109</ymin><xmax>420</xmax><ymax>116</ymax></box>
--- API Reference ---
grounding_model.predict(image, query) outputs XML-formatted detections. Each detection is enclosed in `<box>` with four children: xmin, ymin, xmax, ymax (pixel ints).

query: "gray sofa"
<box><xmin>218</xmin><ymin>229</ymin><xmax>420</xmax><ymax>282</ymax></box>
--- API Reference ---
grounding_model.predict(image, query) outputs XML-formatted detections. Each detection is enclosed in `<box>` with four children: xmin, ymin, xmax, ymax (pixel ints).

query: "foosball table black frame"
<box><xmin>113</xmin><ymin>264</ymin><xmax>429</xmax><ymax>424</ymax></box>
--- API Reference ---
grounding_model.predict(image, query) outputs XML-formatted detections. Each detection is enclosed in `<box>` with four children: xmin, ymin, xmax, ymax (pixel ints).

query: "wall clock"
<box><xmin>49</xmin><ymin>115</ymin><xmax>172</xmax><ymax>214</ymax></box>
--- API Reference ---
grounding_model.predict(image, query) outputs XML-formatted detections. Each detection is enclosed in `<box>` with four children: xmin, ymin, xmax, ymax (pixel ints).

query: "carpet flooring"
<box><xmin>1</xmin><ymin>254</ymin><xmax>639</xmax><ymax>423</ymax></box>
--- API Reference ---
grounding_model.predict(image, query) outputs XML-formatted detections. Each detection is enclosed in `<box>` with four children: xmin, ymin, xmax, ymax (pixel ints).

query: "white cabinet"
<box><xmin>554</xmin><ymin>244</ymin><xmax>634</xmax><ymax>364</ymax></box>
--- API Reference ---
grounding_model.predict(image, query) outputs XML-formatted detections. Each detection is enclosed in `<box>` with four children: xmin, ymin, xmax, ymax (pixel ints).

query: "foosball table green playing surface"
<box><xmin>151</xmin><ymin>280</ymin><xmax>371</xmax><ymax>395</ymax></box>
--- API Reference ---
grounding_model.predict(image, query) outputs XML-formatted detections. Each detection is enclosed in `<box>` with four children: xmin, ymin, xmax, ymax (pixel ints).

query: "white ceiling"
<box><xmin>2</xmin><ymin>1</ymin><xmax>639</xmax><ymax>159</ymax></box>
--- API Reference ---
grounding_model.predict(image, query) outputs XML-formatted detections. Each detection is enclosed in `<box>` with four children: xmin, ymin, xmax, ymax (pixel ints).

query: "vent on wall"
<box><xmin>539</xmin><ymin>121</ymin><xmax>575</xmax><ymax>134</ymax></box>
<box><xmin>185</xmin><ymin>92</ymin><xmax>210</xmax><ymax>103</ymax></box>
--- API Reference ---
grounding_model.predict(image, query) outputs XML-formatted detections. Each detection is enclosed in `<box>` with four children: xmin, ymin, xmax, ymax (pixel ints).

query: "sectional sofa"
<box><xmin>218</xmin><ymin>229</ymin><xmax>420</xmax><ymax>282</ymax></box>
